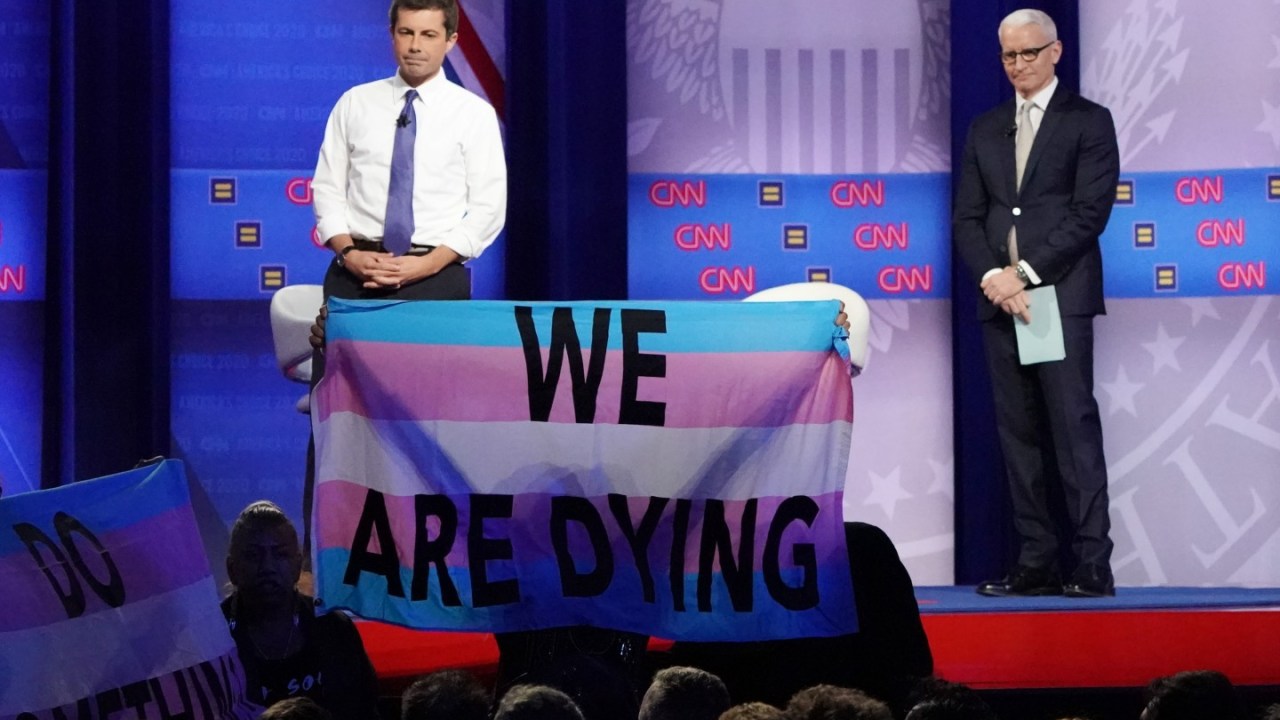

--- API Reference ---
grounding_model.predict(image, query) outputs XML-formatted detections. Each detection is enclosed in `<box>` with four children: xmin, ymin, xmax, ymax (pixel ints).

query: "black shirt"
<box><xmin>222</xmin><ymin>592</ymin><xmax>381</xmax><ymax>719</ymax></box>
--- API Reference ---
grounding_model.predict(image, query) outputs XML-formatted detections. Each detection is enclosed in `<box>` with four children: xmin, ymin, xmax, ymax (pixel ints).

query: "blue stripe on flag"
<box><xmin>0</xmin><ymin>460</ymin><xmax>191</xmax><ymax>554</ymax></box>
<box><xmin>326</xmin><ymin>298</ymin><xmax>847</xmax><ymax>354</ymax></box>
<box><xmin>317</xmin><ymin>548</ymin><xmax>856</xmax><ymax>641</ymax></box>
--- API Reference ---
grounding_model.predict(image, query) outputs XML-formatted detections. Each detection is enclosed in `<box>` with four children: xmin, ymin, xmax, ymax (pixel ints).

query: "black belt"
<box><xmin>351</xmin><ymin>237</ymin><xmax>436</xmax><ymax>256</ymax></box>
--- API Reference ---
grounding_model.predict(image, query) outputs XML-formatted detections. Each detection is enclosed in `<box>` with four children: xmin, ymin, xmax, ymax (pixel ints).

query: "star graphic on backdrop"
<box><xmin>863</xmin><ymin>467</ymin><xmax>911</xmax><ymax>520</ymax></box>
<box><xmin>1100</xmin><ymin>364</ymin><xmax>1143</xmax><ymax>416</ymax></box>
<box><xmin>1258</xmin><ymin>99</ymin><xmax>1280</xmax><ymax>149</ymax></box>
<box><xmin>1142</xmin><ymin>323</ymin><xmax>1186</xmax><ymax>374</ymax></box>
<box><xmin>927</xmin><ymin>457</ymin><xmax>954</xmax><ymax>500</ymax></box>
<box><xmin>1269</xmin><ymin>36</ymin><xmax>1280</xmax><ymax>69</ymax></box>
<box><xmin>1182</xmin><ymin>297</ymin><xmax>1220</xmax><ymax>326</ymax></box>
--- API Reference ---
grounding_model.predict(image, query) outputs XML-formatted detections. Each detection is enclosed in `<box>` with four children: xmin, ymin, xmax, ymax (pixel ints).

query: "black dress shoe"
<box><xmin>1064</xmin><ymin>564</ymin><xmax>1115</xmax><ymax>597</ymax></box>
<box><xmin>976</xmin><ymin>565</ymin><xmax>1063</xmax><ymax>597</ymax></box>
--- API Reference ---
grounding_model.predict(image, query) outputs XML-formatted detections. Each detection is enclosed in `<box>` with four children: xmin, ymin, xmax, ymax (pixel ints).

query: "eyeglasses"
<box><xmin>1000</xmin><ymin>41</ymin><xmax>1056</xmax><ymax>65</ymax></box>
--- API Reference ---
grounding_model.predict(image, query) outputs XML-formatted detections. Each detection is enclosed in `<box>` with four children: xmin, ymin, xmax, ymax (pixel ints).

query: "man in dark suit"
<box><xmin>953</xmin><ymin>9</ymin><xmax>1120</xmax><ymax>598</ymax></box>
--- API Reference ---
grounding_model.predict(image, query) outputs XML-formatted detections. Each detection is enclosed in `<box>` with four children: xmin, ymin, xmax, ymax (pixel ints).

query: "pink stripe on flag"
<box><xmin>0</xmin><ymin>504</ymin><xmax>212</xmax><ymax>632</ymax></box>
<box><xmin>317</xmin><ymin>341</ymin><xmax>851</xmax><ymax>427</ymax></box>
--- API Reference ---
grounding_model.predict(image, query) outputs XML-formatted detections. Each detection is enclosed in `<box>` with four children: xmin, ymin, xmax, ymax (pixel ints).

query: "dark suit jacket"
<box><xmin>953</xmin><ymin>87</ymin><xmax>1120</xmax><ymax>320</ymax></box>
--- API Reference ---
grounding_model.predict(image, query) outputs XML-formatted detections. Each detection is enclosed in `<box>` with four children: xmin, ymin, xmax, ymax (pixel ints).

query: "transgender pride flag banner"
<box><xmin>313</xmin><ymin>299</ymin><xmax>857</xmax><ymax>641</ymax></box>
<box><xmin>0</xmin><ymin>460</ymin><xmax>258</xmax><ymax>719</ymax></box>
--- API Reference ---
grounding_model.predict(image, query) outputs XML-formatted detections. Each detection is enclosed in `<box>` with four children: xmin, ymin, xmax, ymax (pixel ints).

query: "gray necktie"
<box><xmin>1009</xmin><ymin>100</ymin><xmax>1037</xmax><ymax>264</ymax></box>
<box><xmin>383</xmin><ymin>88</ymin><xmax>418</xmax><ymax>256</ymax></box>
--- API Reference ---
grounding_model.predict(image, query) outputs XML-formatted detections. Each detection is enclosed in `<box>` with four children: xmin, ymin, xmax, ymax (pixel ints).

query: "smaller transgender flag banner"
<box><xmin>313</xmin><ymin>299</ymin><xmax>858</xmax><ymax>641</ymax></box>
<box><xmin>0</xmin><ymin>460</ymin><xmax>258</xmax><ymax>719</ymax></box>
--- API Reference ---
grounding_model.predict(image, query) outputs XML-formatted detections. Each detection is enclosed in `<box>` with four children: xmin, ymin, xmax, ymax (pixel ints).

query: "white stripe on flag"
<box><xmin>316</xmin><ymin>412</ymin><xmax>851</xmax><ymax>499</ymax></box>
<box><xmin>0</xmin><ymin>577</ymin><xmax>237</xmax><ymax>714</ymax></box>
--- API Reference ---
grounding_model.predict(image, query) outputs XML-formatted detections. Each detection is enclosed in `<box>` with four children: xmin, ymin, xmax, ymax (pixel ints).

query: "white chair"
<box><xmin>743</xmin><ymin>281</ymin><xmax>871</xmax><ymax>375</ymax></box>
<box><xmin>269</xmin><ymin>284</ymin><xmax>325</xmax><ymax>412</ymax></box>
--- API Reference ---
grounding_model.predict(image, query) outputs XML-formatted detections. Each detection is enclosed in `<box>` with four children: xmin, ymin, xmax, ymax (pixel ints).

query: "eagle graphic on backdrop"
<box><xmin>625</xmin><ymin>0</ymin><xmax>950</xmax><ymax>175</ymax></box>
<box><xmin>625</xmin><ymin>0</ymin><xmax>952</xmax><ymax>367</ymax></box>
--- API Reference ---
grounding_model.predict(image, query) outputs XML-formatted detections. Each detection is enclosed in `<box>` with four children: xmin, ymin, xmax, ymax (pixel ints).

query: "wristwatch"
<box><xmin>336</xmin><ymin>244</ymin><xmax>357</xmax><ymax>267</ymax></box>
<box><xmin>1014</xmin><ymin>264</ymin><xmax>1030</xmax><ymax>285</ymax></box>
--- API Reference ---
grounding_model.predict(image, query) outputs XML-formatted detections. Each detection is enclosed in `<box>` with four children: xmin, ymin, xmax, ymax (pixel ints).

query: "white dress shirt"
<box><xmin>1015</xmin><ymin>75</ymin><xmax>1056</xmax><ymax>152</ymax></box>
<box><xmin>984</xmin><ymin>75</ymin><xmax>1059</xmax><ymax>285</ymax></box>
<box><xmin>312</xmin><ymin>70</ymin><xmax>507</xmax><ymax>260</ymax></box>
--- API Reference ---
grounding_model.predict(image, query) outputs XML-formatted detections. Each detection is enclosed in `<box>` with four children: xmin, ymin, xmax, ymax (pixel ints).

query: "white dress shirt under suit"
<box><xmin>982</xmin><ymin>75</ymin><xmax>1059</xmax><ymax>287</ymax></box>
<box><xmin>312</xmin><ymin>70</ymin><xmax>507</xmax><ymax>260</ymax></box>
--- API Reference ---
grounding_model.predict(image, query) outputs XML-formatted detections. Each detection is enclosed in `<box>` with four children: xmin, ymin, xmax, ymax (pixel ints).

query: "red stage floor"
<box><xmin>921</xmin><ymin>606</ymin><xmax>1280</xmax><ymax>689</ymax></box>
<box><xmin>355</xmin><ymin>592</ymin><xmax>1280</xmax><ymax>692</ymax></box>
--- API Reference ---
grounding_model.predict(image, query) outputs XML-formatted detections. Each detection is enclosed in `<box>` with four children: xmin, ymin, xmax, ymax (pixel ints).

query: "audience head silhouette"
<box><xmin>258</xmin><ymin>697</ymin><xmax>332</xmax><ymax>720</ymax></box>
<box><xmin>785</xmin><ymin>684</ymin><xmax>893</xmax><ymax>720</ymax></box>
<box><xmin>719</xmin><ymin>701</ymin><xmax>784</xmax><ymax>720</ymax></box>
<box><xmin>494</xmin><ymin>684</ymin><xmax>586</xmax><ymax>720</ymax></box>
<box><xmin>401</xmin><ymin>669</ymin><xmax>489</xmax><ymax>720</ymax></box>
<box><xmin>639</xmin><ymin>666</ymin><xmax>731</xmax><ymax>720</ymax></box>
<box><xmin>904</xmin><ymin>677</ymin><xmax>997</xmax><ymax>720</ymax></box>
<box><xmin>1142</xmin><ymin>670</ymin><xmax>1244</xmax><ymax>720</ymax></box>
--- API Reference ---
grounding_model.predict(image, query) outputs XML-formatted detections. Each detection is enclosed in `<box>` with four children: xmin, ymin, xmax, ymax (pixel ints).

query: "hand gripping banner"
<box><xmin>0</xmin><ymin>460</ymin><xmax>258</xmax><ymax>719</ymax></box>
<box><xmin>313</xmin><ymin>299</ymin><xmax>857</xmax><ymax>641</ymax></box>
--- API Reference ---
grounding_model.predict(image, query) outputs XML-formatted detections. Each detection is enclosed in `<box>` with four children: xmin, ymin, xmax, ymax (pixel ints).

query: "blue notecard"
<box><xmin>1016</xmin><ymin>285</ymin><xmax>1066</xmax><ymax>365</ymax></box>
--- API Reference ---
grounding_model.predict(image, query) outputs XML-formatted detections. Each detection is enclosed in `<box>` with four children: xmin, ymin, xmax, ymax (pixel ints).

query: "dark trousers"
<box><xmin>982</xmin><ymin>313</ymin><xmax>1113</xmax><ymax>571</ymax></box>
<box><xmin>320</xmin><ymin>247</ymin><xmax>471</xmax><ymax>300</ymax></box>
<box><xmin>309</xmin><ymin>251</ymin><xmax>470</xmax><ymax>381</ymax></box>
<box><xmin>302</xmin><ymin>252</ymin><xmax>470</xmax><ymax>563</ymax></box>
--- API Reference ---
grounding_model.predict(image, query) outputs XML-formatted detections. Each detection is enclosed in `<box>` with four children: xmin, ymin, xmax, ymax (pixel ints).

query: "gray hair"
<box><xmin>999</xmin><ymin>9</ymin><xmax>1058</xmax><ymax>43</ymax></box>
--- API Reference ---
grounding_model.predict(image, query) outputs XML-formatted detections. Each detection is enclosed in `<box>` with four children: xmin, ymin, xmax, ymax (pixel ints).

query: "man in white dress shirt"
<box><xmin>302</xmin><ymin>0</ymin><xmax>506</xmax><ymax>564</ymax></box>
<box><xmin>311</xmin><ymin>0</ymin><xmax>506</xmax><ymax>301</ymax></box>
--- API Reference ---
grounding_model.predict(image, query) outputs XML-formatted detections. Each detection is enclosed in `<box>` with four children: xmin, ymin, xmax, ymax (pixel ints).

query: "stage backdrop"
<box><xmin>0</xmin><ymin>2</ymin><xmax>49</xmax><ymax>498</ymax></box>
<box><xmin>626</xmin><ymin>0</ymin><xmax>955</xmax><ymax>582</ymax></box>
<box><xmin>1081</xmin><ymin>0</ymin><xmax>1280</xmax><ymax>585</ymax></box>
<box><xmin>168</xmin><ymin>0</ymin><xmax>507</xmax><ymax>565</ymax></box>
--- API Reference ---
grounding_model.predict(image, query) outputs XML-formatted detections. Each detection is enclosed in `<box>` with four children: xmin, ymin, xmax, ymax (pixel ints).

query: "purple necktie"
<box><xmin>383</xmin><ymin>88</ymin><xmax>418</xmax><ymax>256</ymax></box>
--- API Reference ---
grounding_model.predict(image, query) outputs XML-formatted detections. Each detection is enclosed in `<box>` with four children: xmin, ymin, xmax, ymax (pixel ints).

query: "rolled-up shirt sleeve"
<box><xmin>312</xmin><ymin>92</ymin><xmax>353</xmax><ymax>244</ymax></box>
<box><xmin>440</xmin><ymin>104</ymin><xmax>507</xmax><ymax>260</ymax></box>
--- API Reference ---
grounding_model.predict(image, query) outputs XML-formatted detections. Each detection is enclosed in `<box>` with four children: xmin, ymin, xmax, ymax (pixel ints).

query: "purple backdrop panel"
<box><xmin>626</xmin><ymin>0</ymin><xmax>955</xmax><ymax>583</ymax></box>
<box><xmin>1082</xmin><ymin>0</ymin><xmax>1280</xmax><ymax>585</ymax></box>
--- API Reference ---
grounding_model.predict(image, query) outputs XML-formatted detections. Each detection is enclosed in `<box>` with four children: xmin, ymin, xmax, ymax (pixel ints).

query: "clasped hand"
<box><xmin>343</xmin><ymin>250</ymin><xmax>438</xmax><ymax>290</ymax></box>
<box><xmin>981</xmin><ymin>266</ymin><xmax>1031</xmax><ymax>324</ymax></box>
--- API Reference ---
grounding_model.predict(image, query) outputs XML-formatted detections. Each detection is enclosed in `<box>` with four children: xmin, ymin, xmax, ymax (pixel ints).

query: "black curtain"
<box><xmin>45</xmin><ymin>0</ymin><xmax>171</xmax><ymax>487</ymax></box>
<box><xmin>506</xmin><ymin>1</ymin><xmax>628</xmax><ymax>301</ymax></box>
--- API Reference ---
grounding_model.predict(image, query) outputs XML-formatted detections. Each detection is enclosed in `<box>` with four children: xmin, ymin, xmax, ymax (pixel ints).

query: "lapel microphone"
<box><xmin>396</xmin><ymin>113</ymin><xmax>410</xmax><ymax>129</ymax></box>
<box><xmin>1005</xmin><ymin>124</ymin><xmax>1017</xmax><ymax>137</ymax></box>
